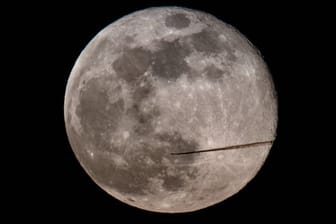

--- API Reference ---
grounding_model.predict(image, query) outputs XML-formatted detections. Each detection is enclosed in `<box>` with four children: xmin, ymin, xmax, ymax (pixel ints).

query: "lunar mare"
<box><xmin>64</xmin><ymin>7</ymin><xmax>277</xmax><ymax>213</ymax></box>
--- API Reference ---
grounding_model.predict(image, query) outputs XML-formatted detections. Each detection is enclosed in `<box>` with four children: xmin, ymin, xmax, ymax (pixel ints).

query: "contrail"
<box><xmin>171</xmin><ymin>140</ymin><xmax>274</xmax><ymax>155</ymax></box>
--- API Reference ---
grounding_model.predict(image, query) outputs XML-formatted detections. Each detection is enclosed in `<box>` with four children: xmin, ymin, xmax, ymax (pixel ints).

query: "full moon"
<box><xmin>64</xmin><ymin>7</ymin><xmax>277</xmax><ymax>213</ymax></box>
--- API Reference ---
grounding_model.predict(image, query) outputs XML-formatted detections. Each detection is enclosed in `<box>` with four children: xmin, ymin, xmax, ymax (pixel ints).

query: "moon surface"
<box><xmin>64</xmin><ymin>7</ymin><xmax>277</xmax><ymax>213</ymax></box>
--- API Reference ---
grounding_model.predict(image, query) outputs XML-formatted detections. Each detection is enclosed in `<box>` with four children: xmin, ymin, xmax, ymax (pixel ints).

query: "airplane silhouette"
<box><xmin>171</xmin><ymin>140</ymin><xmax>274</xmax><ymax>155</ymax></box>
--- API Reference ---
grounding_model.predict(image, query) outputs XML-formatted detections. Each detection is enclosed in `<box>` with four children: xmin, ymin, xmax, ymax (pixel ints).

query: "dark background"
<box><xmin>7</xmin><ymin>1</ymin><xmax>330</xmax><ymax>222</ymax></box>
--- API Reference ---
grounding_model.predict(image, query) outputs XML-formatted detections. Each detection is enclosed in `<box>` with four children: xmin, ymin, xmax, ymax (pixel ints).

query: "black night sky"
<box><xmin>6</xmin><ymin>1</ymin><xmax>330</xmax><ymax>222</ymax></box>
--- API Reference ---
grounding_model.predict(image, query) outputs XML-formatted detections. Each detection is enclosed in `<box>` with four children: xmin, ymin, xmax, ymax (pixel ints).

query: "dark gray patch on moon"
<box><xmin>188</xmin><ymin>28</ymin><xmax>237</xmax><ymax>62</ymax></box>
<box><xmin>189</xmin><ymin>29</ymin><xmax>224</xmax><ymax>54</ymax></box>
<box><xmin>113</xmin><ymin>47</ymin><xmax>163</xmax><ymax>135</ymax></box>
<box><xmin>112</xmin><ymin>47</ymin><xmax>152</xmax><ymax>84</ymax></box>
<box><xmin>204</xmin><ymin>66</ymin><xmax>226</xmax><ymax>81</ymax></box>
<box><xmin>165</xmin><ymin>13</ymin><xmax>191</xmax><ymax>29</ymax></box>
<box><xmin>130</xmin><ymin>103</ymin><xmax>160</xmax><ymax>136</ymax></box>
<box><xmin>155</xmin><ymin>132</ymin><xmax>199</xmax><ymax>163</ymax></box>
<box><xmin>76</xmin><ymin>76</ymin><xmax>124</xmax><ymax>148</ymax></box>
<box><xmin>152</xmin><ymin>39</ymin><xmax>192</xmax><ymax>81</ymax></box>
<box><xmin>113</xmin><ymin>39</ymin><xmax>193</xmax><ymax>83</ymax></box>
<box><xmin>128</xmin><ymin>77</ymin><xmax>160</xmax><ymax>136</ymax></box>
